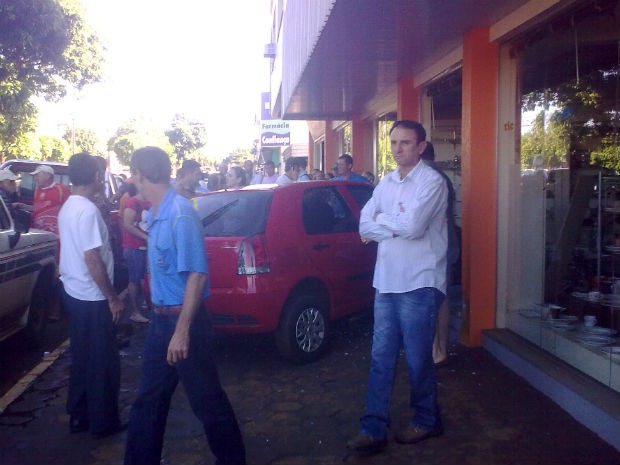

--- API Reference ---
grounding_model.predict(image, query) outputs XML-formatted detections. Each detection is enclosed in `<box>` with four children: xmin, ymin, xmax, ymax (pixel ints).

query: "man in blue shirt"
<box><xmin>333</xmin><ymin>153</ymin><xmax>372</xmax><ymax>183</ymax></box>
<box><xmin>124</xmin><ymin>146</ymin><xmax>245</xmax><ymax>465</ymax></box>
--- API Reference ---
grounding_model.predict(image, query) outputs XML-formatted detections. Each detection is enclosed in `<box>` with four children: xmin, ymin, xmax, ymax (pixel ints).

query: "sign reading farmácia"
<box><xmin>261</xmin><ymin>120</ymin><xmax>290</xmax><ymax>147</ymax></box>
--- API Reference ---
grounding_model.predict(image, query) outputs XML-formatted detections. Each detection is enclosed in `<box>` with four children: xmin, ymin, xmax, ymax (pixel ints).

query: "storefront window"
<box><xmin>508</xmin><ymin>0</ymin><xmax>620</xmax><ymax>390</ymax></box>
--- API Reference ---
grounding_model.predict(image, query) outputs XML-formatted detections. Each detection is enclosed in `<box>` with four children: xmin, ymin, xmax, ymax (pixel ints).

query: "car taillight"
<box><xmin>237</xmin><ymin>234</ymin><xmax>270</xmax><ymax>275</ymax></box>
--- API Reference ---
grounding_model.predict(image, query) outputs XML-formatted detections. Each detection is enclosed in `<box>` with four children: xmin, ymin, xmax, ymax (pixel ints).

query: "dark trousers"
<box><xmin>63</xmin><ymin>290</ymin><xmax>121</xmax><ymax>434</ymax></box>
<box><xmin>124</xmin><ymin>309</ymin><xmax>246</xmax><ymax>465</ymax></box>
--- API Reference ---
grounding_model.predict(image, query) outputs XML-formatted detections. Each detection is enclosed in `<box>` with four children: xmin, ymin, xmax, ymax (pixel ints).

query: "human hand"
<box><xmin>167</xmin><ymin>330</ymin><xmax>190</xmax><ymax>365</ymax></box>
<box><xmin>108</xmin><ymin>296</ymin><xmax>124</xmax><ymax>325</ymax></box>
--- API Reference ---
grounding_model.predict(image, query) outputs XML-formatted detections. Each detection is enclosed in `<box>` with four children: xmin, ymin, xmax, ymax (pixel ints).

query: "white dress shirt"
<box><xmin>359</xmin><ymin>161</ymin><xmax>448</xmax><ymax>294</ymax></box>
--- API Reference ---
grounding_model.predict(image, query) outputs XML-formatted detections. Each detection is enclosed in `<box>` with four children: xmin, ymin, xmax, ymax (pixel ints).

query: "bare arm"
<box><xmin>84</xmin><ymin>248</ymin><xmax>124</xmax><ymax>324</ymax></box>
<box><xmin>166</xmin><ymin>271</ymin><xmax>208</xmax><ymax>365</ymax></box>
<box><xmin>13</xmin><ymin>202</ymin><xmax>33</xmax><ymax>211</ymax></box>
<box><xmin>122</xmin><ymin>206</ymin><xmax>148</xmax><ymax>242</ymax></box>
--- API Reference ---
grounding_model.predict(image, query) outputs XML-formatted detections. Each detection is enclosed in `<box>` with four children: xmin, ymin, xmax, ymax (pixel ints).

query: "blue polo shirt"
<box><xmin>333</xmin><ymin>172</ymin><xmax>371</xmax><ymax>183</ymax></box>
<box><xmin>147</xmin><ymin>187</ymin><xmax>209</xmax><ymax>306</ymax></box>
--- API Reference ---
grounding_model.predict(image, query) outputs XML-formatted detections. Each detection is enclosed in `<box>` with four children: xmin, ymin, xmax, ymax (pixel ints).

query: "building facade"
<box><xmin>266</xmin><ymin>0</ymin><xmax>620</xmax><ymax>449</ymax></box>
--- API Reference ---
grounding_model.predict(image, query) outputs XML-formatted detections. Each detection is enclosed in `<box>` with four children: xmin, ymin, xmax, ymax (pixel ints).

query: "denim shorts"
<box><xmin>123</xmin><ymin>248</ymin><xmax>147</xmax><ymax>283</ymax></box>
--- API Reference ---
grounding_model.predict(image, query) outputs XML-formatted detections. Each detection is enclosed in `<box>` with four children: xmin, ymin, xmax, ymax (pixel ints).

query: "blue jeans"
<box><xmin>360</xmin><ymin>287</ymin><xmax>444</xmax><ymax>439</ymax></box>
<box><xmin>63</xmin><ymin>289</ymin><xmax>120</xmax><ymax>434</ymax></box>
<box><xmin>124</xmin><ymin>308</ymin><xmax>245</xmax><ymax>465</ymax></box>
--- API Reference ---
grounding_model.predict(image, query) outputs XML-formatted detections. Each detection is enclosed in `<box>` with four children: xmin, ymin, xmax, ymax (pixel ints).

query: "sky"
<box><xmin>37</xmin><ymin>0</ymin><xmax>271</xmax><ymax>157</ymax></box>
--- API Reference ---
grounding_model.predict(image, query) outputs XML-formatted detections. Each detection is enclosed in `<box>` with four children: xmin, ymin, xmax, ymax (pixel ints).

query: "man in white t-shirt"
<box><xmin>58</xmin><ymin>152</ymin><xmax>126</xmax><ymax>439</ymax></box>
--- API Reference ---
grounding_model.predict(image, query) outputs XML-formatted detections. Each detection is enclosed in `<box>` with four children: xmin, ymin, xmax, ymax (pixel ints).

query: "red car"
<box><xmin>191</xmin><ymin>180</ymin><xmax>377</xmax><ymax>362</ymax></box>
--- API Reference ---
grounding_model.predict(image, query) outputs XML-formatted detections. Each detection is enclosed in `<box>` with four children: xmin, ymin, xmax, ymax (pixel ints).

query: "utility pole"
<box><xmin>71</xmin><ymin>117</ymin><xmax>75</xmax><ymax>155</ymax></box>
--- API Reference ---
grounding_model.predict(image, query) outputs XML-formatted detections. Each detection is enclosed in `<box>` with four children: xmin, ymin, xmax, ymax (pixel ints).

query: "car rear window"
<box><xmin>195</xmin><ymin>191</ymin><xmax>272</xmax><ymax>237</ymax></box>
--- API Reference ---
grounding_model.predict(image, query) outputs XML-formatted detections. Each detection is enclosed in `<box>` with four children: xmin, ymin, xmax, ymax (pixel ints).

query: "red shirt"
<box><xmin>32</xmin><ymin>183</ymin><xmax>71</xmax><ymax>234</ymax></box>
<box><xmin>121</xmin><ymin>194</ymin><xmax>150</xmax><ymax>249</ymax></box>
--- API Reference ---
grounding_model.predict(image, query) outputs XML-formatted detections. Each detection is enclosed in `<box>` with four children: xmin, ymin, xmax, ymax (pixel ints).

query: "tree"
<box><xmin>39</xmin><ymin>135</ymin><xmax>69</xmax><ymax>162</ymax></box>
<box><xmin>63</xmin><ymin>127</ymin><xmax>100</xmax><ymax>155</ymax></box>
<box><xmin>0</xmin><ymin>0</ymin><xmax>103</xmax><ymax>160</ymax></box>
<box><xmin>165</xmin><ymin>114</ymin><xmax>207</xmax><ymax>161</ymax></box>
<box><xmin>108</xmin><ymin>118</ymin><xmax>174</xmax><ymax>167</ymax></box>
<box><xmin>520</xmin><ymin>110</ymin><xmax>570</xmax><ymax>169</ymax></box>
<box><xmin>521</xmin><ymin>70</ymin><xmax>620</xmax><ymax>172</ymax></box>
<box><xmin>376</xmin><ymin>119</ymin><xmax>395</xmax><ymax>179</ymax></box>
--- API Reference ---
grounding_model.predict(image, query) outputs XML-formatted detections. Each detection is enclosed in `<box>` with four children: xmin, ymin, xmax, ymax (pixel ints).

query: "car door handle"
<box><xmin>312</xmin><ymin>243</ymin><xmax>331</xmax><ymax>250</ymax></box>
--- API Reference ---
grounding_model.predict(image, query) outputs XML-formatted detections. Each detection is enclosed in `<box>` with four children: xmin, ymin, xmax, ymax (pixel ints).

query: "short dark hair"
<box><xmin>177</xmin><ymin>159</ymin><xmax>201</xmax><ymax>178</ymax></box>
<box><xmin>284</xmin><ymin>157</ymin><xmax>301</xmax><ymax>172</ymax></box>
<box><xmin>68</xmin><ymin>152</ymin><xmax>98</xmax><ymax>186</ymax></box>
<box><xmin>420</xmin><ymin>141</ymin><xmax>436</xmax><ymax>161</ymax></box>
<box><xmin>389</xmin><ymin>120</ymin><xmax>426</xmax><ymax>144</ymax></box>
<box><xmin>338</xmin><ymin>153</ymin><xmax>353</xmax><ymax>165</ymax></box>
<box><xmin>130</xmin><ymin>146</ymin><xmax>171</xmax><ymax>184</ymax></box>
<box><xmin>264</xmin><ymin>160</ymin><xmax>275</xmax><ymax>168</ymax></box>
<box><xmin>181</xmin><ymin>159</ymin><xmax>201</xmax><ymax>172</ymax></box>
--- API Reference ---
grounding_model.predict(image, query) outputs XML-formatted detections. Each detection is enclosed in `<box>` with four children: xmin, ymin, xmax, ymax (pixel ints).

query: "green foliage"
<box><xmin>0</xmin><ymin>0</ymin><xmax>103</xmax><ymax>160</ymax></box>
<box><xmin>520</xmin><ymin>111</ymin><xmax>570</xmax><ymax>169</ymax></box>
<box><xmin>38</xmin><ymin>135</ymin><xmax>69</xmax><ymax>162</ymax></box>
<box><xmin>376</xmin><ymin>119</ymin><xmax>396</xmax><ymax>178</ymax></box>
<box><xmin>108</xmin><ymin>118</ymin><xmax>175</xmax><ymax>167</ymax></box>
<box><xmin>343</xmin><ymin>124</ymin><xmax>352</xmax><ymax>154</ymax></box>
<box><xmin>165</xmin><ymin>114</ymin><xmax>207</xmax><ymax>161</ymax></box>
<box><xmin>62</xmin><ymin>127</ymin><xmax>101</xmax><ymax>155</ymax></box>
<box><xmin>521</xmin><ymin>72</ymin><xmax>620</xmax><ymax>171</ymax></box>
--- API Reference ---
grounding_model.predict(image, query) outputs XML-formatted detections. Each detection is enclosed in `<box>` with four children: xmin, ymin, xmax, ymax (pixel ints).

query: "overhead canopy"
<box><xmin>279</xmin><ymin>0</ymin><xmax>534</xmax><ymax>120</ymax></box>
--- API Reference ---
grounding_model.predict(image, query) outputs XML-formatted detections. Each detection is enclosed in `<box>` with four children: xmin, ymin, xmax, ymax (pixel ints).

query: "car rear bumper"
<box><xmin>205</xmin><ymin>288</ymin><xmax>283</xmax><ymax>334</ymax></box>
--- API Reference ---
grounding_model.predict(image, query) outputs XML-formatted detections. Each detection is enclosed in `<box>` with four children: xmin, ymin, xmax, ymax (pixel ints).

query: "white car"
<box><xmin>0</xmin><ymin>196</ymin><xmax>58</xmax><ymax>346</ymax></box>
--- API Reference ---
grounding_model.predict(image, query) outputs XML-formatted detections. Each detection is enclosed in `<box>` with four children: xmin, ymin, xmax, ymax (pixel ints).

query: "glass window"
<box><xmin>345</xmin><ymin>184</ymin><xmax>374</xmax><ymax>210</ymax></box>
<box><xmin>506</xmin><ymin>0</ymin><xmax>620</xmax><ymax>391</ymax></box>
<box><xmin>0</xmin><ymin>197</ymin><xmax>10</xmax><ymax>230</ymax></box>
<box><xmin>302</xmin><ymin>186</ymin><xmax>357</xmax><ymax>234</ymax></box>
<box><xmin>196</xmin><ymin>191</ymin><xmax>271</xmax><ymax>237</ymax></box>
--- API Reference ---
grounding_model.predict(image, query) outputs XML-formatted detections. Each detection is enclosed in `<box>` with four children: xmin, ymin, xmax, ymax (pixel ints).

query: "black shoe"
<box><xmin>346</xmin><ymin>433</ymin><xmax>387</xmax><ymax>454</ymax></box>
<box><xmin>92</xmin><ymin>421</ymin><xmax>128</xmax><ymax>439</ymax></box>
<box><xmin>69</xmin><ymin>416</ymin><xmax>89</xmax><ymax>434</ymax></box>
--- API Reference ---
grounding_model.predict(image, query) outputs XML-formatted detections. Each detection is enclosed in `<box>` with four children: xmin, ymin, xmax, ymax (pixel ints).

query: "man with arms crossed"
<box><xmin>58</xmin><ymin>152</ymin><xmax>125</xmax><ymax>438</ymax></box>
<box><xmin>348</xmin><ymin>120</ymin><xmax>448</xmax><ymax>454</ymax></box>
<box><xmin>124</xmin><ymin>147</ymin><xmax>245</xmax><ymax>465</ymax></box>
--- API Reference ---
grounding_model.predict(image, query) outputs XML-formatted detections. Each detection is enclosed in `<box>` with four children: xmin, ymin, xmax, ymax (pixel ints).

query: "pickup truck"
<box><xmin>0</xmin><ymin>196</ymin><xmax>58</xmax><ymax>346</ymax></box>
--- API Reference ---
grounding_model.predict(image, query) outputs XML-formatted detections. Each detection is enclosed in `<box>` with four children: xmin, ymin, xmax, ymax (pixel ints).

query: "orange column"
<box><xmin>460</xmin><ymin>28</ymin><xmax>498</xmax><ymax>346</ymax></box>
<box><xmin>351</xmin><ymin>115</ymin><xmax>366</xmax><ymax>172</ymax></box>
<box><xmin>397</xmin><ymin>77</ymin><xmax>420</xmax><ymax>121</ymax></box>
<box><xmin>324</xmin><ymin>121</ymin><xmax>338</xmax><ymax>175</ymax></box>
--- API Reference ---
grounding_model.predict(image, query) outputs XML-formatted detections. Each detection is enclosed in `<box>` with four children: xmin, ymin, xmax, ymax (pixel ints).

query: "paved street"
<box><xmin>1</xmin><ymin>309</ymin><xmax>619</xmax><ymax>465</ymax></box>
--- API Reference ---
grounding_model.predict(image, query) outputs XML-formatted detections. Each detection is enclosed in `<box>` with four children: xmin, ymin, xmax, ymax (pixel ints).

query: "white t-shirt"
<box><xmin>58</xmin><ymin>195</ymin><xmax>114</xmax><ymax>301</ymax></box>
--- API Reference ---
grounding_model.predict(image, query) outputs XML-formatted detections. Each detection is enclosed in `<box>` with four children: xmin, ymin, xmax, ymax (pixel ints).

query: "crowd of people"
<box><xmin>0</xmin><ymin>118</ymin><xmax>460</xmax><ymax>463</ymax></box>
<box><xmin>163</xmin><ymin>153</ymin><xmax>376</xmax><ymax>196</ymax></box>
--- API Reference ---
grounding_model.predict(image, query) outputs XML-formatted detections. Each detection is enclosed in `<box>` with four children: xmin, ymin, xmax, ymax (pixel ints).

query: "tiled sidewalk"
<box><xmin>1</xmin><ymin>307</ymin><xmax>619</xmax><ymax>465</ymax></box>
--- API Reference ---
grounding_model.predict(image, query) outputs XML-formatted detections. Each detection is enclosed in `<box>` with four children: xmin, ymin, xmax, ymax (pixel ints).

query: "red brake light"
<box><xmin>237</xmin><ymin>234</ymin><xmax>270</xmax><ymax>275</ymax></box>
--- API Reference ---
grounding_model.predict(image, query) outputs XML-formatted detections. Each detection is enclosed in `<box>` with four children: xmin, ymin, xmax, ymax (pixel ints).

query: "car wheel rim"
<box><xmin>295</xmin><ymin>307</ymin><xmax>325</xmax><ymax>353</ymax></box>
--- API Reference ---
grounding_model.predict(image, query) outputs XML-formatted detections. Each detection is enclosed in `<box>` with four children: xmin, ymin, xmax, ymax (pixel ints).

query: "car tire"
<box><xmin>276</xmin><ymin>294</ymin><xmax>329</xmax><ymax>363</ymax></box>
<box><xmin>24</xmin><ymin>277</ymin><xmax>50</xmax><ymax>348</ymax></box>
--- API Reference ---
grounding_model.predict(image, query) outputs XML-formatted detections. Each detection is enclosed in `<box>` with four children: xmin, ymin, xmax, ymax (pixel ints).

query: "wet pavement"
<box><xmin>1</xmin><ymin>310</ymin><xmax>619</xmax><ymax>465</ymax></box>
